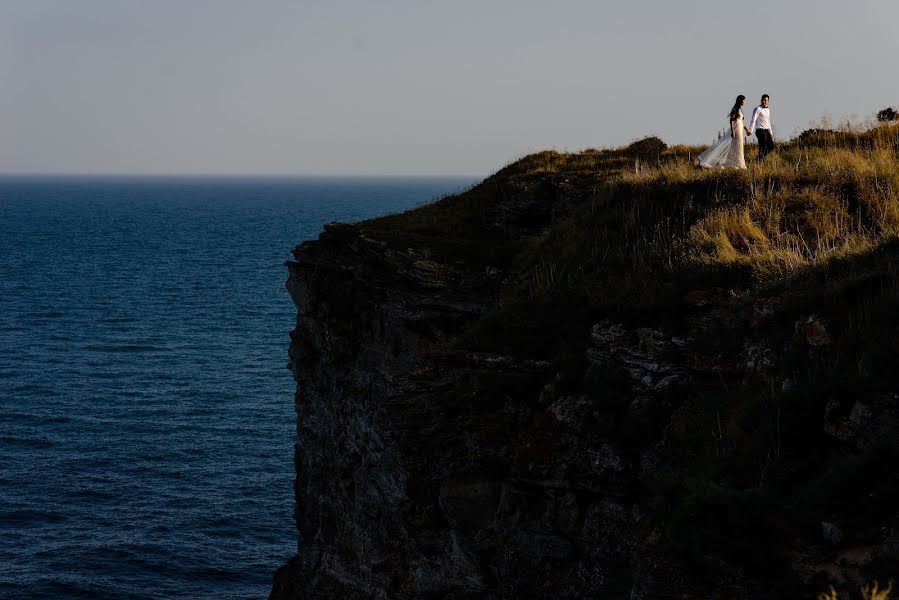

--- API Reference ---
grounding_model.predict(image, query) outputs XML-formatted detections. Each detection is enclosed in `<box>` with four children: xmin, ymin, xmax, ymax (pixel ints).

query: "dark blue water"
<box><xmin>0</xmin><ymin>176</ymin><xmax>475</xmax><ymax>599</ymax></box>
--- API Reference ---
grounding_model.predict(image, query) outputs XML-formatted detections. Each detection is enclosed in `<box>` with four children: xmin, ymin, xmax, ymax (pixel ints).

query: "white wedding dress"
<box><xmin>698</xmin><ymin>110</ymin><xmax>747</xmax><ymax>169</ymax></box>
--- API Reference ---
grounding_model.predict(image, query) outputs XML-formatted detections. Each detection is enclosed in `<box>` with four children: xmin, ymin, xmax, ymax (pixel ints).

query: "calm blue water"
<box><xmin>0</xmin><ymin>176</ymin><xmax>475</xmax><ymax>599</ymax></box>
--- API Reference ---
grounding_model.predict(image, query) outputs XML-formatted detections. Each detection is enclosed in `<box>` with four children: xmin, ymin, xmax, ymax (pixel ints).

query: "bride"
<box><xmin>698</xmin><ymin>94</ymin><xmax>751</xmax><ymax>169</ymax></box>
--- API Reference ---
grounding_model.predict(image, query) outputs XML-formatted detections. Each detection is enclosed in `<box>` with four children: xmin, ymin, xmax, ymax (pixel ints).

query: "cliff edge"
<box><xmin>272</xmin><ymin>130</ymin><xmax>899</xmax><ymax>599</ymax></box>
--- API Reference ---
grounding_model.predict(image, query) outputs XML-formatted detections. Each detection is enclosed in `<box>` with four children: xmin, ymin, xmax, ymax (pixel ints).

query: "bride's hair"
<box><xmin>729</xmin><ymin>95</ymin><xmax>746</xmax><ymax>122</ymax></box>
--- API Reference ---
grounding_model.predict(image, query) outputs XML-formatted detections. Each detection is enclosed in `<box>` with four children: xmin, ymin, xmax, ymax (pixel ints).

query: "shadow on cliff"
<box><xmin>273</xmin><ymin>128</ymin><xmax>899</xmax><ymax>599</ymax></box>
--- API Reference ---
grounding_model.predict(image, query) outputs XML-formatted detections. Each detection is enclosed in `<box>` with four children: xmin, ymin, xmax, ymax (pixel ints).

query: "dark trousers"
<box><xmin>756</xmin><ymin>128</ymin><xmax>775</xmax><ymax>159</ymax></box>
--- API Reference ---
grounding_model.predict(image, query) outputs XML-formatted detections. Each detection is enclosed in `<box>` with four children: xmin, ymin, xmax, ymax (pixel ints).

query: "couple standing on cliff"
<box><xmin>698</xmin><ymin>94</ymin><xmax>775</xmax><ymax>169</ymax></box>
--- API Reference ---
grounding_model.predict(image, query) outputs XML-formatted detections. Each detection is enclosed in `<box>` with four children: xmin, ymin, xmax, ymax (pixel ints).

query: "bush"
<box><xmin>627</xmin><ymin>136</ymin><xmax>667</xmax><ymax>160</ymax></box>
<box><xmin>877</xmin><ymin>107</ymin><xmax>898</xmax><ymax>122</ymax></box>
<box><xmin>796</xmin><ymin>128</ymin><xmax>855</xmax><ymax>148</ymax></box>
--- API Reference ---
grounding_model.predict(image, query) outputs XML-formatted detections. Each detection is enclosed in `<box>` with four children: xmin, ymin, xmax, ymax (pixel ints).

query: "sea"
<box><xmin>0</xmin><ymin>175</ymin><xmax>477</xmax><ymax>599</ymax></box>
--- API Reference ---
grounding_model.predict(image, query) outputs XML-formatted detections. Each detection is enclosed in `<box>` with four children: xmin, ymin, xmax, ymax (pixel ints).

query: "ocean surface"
<box><xmin>0</xmin><ymin>175</ymin><xmax>477</xmax><ymax>599</ymax></box>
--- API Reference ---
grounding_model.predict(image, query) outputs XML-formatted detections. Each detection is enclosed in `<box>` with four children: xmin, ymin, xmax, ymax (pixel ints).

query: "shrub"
<box><xmin>877</xmin><ymin>107</ymin><xmax>898</xmax><ymax>122</ymax></box>
<box><xmin>627</xmin><ymin>136</ymin><xmax>667</xmax><ymax>161</ymax></box>
<box><xmin>796</xmin><ymin>128</ymin><xmax>858</xmax><ymax>149</ymax></box>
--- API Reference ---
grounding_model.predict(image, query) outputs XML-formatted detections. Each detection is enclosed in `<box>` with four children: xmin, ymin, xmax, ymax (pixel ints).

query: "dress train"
<box><xmin>698</xmin><ymin>111</ymin><xmax>747</xmax><ymax>169</ymax></box>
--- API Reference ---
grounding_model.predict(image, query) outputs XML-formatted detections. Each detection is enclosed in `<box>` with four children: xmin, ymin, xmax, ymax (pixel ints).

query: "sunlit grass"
<box><xmin>512</xmin><ymin>122</ymin><xmax>899</xmax><ymax>304</ymax></box>
<box><xmin>819</xmin><ymin>580</ymin><xmax>894</xmax><ymax>600</ymax></box>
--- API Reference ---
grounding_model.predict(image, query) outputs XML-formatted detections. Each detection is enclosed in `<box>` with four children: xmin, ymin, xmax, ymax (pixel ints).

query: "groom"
<box><xmin>748</xmin><ymin>94</ymin><xmax>775</xmax><ymax>160</ymax></box>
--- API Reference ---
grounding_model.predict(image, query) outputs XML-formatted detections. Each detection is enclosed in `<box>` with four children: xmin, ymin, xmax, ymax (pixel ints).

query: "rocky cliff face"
<box><xmin>270</xmin><ymin>164</ymin><xmax>899</xmax><ymax>599</ymax></box>
<box><xmin>273</xmin><ymin>219</ymin><xmax>503</xmax><ymax>598</ymax></box>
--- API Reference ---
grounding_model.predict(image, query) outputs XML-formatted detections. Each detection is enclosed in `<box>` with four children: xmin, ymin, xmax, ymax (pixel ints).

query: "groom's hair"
<box><xmin>761</xmin><ymin>94</ymin><xmax>770</xmax><ymax>102</ymax></box>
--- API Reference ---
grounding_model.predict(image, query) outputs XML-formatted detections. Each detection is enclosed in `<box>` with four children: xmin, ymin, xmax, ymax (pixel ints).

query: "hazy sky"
<box><xmin>2</xmin><ymin>1</ymin><xmax>898</xmax><ymax>175</ymax></box>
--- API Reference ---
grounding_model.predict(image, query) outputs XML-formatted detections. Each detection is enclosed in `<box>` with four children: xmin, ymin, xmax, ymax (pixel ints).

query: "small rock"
<box><xmin>797</xmin><ymin>315</ymin><xmax>832</xmax><ymax>346</ymax></box>
<box><xmin>548</xmin><ymin>395</ymin><xmax>591</xmax><ymax>424</ymax></box>
<box><xmin>822</xmin><ymin>521</ymin><xmax>843</xmax><ymax>545</ymax></box>
<box><xmin>588</xmin><ymin>444</ymin><xmax>626</xmax><ymax>474</ymax></box>
<box><xmin>749</xmin><ymin>297</ymin><xmax>778</xmax><ymax>325</ymax></box>
<box><xmin>848</xmin><ymin>401</ymin><xmax>873</xmax><ymax>427</ymax></box>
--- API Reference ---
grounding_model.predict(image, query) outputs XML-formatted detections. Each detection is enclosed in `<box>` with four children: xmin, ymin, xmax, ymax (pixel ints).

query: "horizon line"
<box><xmin>0</xmin><ymin>172</ymin><xmax>487</xmax><ymax>179</ymax></box>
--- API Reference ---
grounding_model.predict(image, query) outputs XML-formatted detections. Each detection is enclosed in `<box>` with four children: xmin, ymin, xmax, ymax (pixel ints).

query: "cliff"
<box><xmin>271</xmin><ymin>129</ymin><xmax>899</xmax><ymax>599</ymax></box>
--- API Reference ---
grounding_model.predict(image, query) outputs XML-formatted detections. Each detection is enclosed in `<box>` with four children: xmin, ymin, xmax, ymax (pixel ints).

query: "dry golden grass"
<box><xmin>359</xmin><ymin>119</ymin><xmax>899</xmax><ymax>339</ymax></box>
<box><xmin>512</xmin><ymin>122</ymin><xmax>899</xmax><ymax>304</ymax></box>
<box><xmin>818</xmin><ymin>580</ymin><xmax>894</xmax><ymax>600</ymax></box>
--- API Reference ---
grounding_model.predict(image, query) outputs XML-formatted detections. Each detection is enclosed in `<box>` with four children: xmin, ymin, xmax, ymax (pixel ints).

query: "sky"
<box><xmin>1</xmin><ymin>0</ymin><xmax>898</xmax><ymax>176</ymax></box>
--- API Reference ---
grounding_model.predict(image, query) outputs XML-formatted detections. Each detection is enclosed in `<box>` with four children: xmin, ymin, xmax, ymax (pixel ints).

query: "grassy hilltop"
<box><xmin>364</xmin><ymin>119</ymin><xmax>899</xmax><ymax>353</ymax></box>
<box><xmin>352</xmin><ymin>119</ymin><xmax>899</xmax><ymax>596</ymax></box>
<box><xmin>493</xmin><ymin>125</ymin><xmax>899</xmax><ymax>353</ymax></box>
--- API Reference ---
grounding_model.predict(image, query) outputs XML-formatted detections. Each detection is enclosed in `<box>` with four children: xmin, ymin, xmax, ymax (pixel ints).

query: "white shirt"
<box><xmin>748</xmin><ymin>105</ymin><xmax>772</xmax><ymax>132</ymax></box>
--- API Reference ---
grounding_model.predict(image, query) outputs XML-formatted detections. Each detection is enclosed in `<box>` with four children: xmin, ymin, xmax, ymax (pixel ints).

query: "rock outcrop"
<box><xmin>271</xmin><ymin>163</ymin><xmax>899</xmax><ymax>599</ymax></box>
